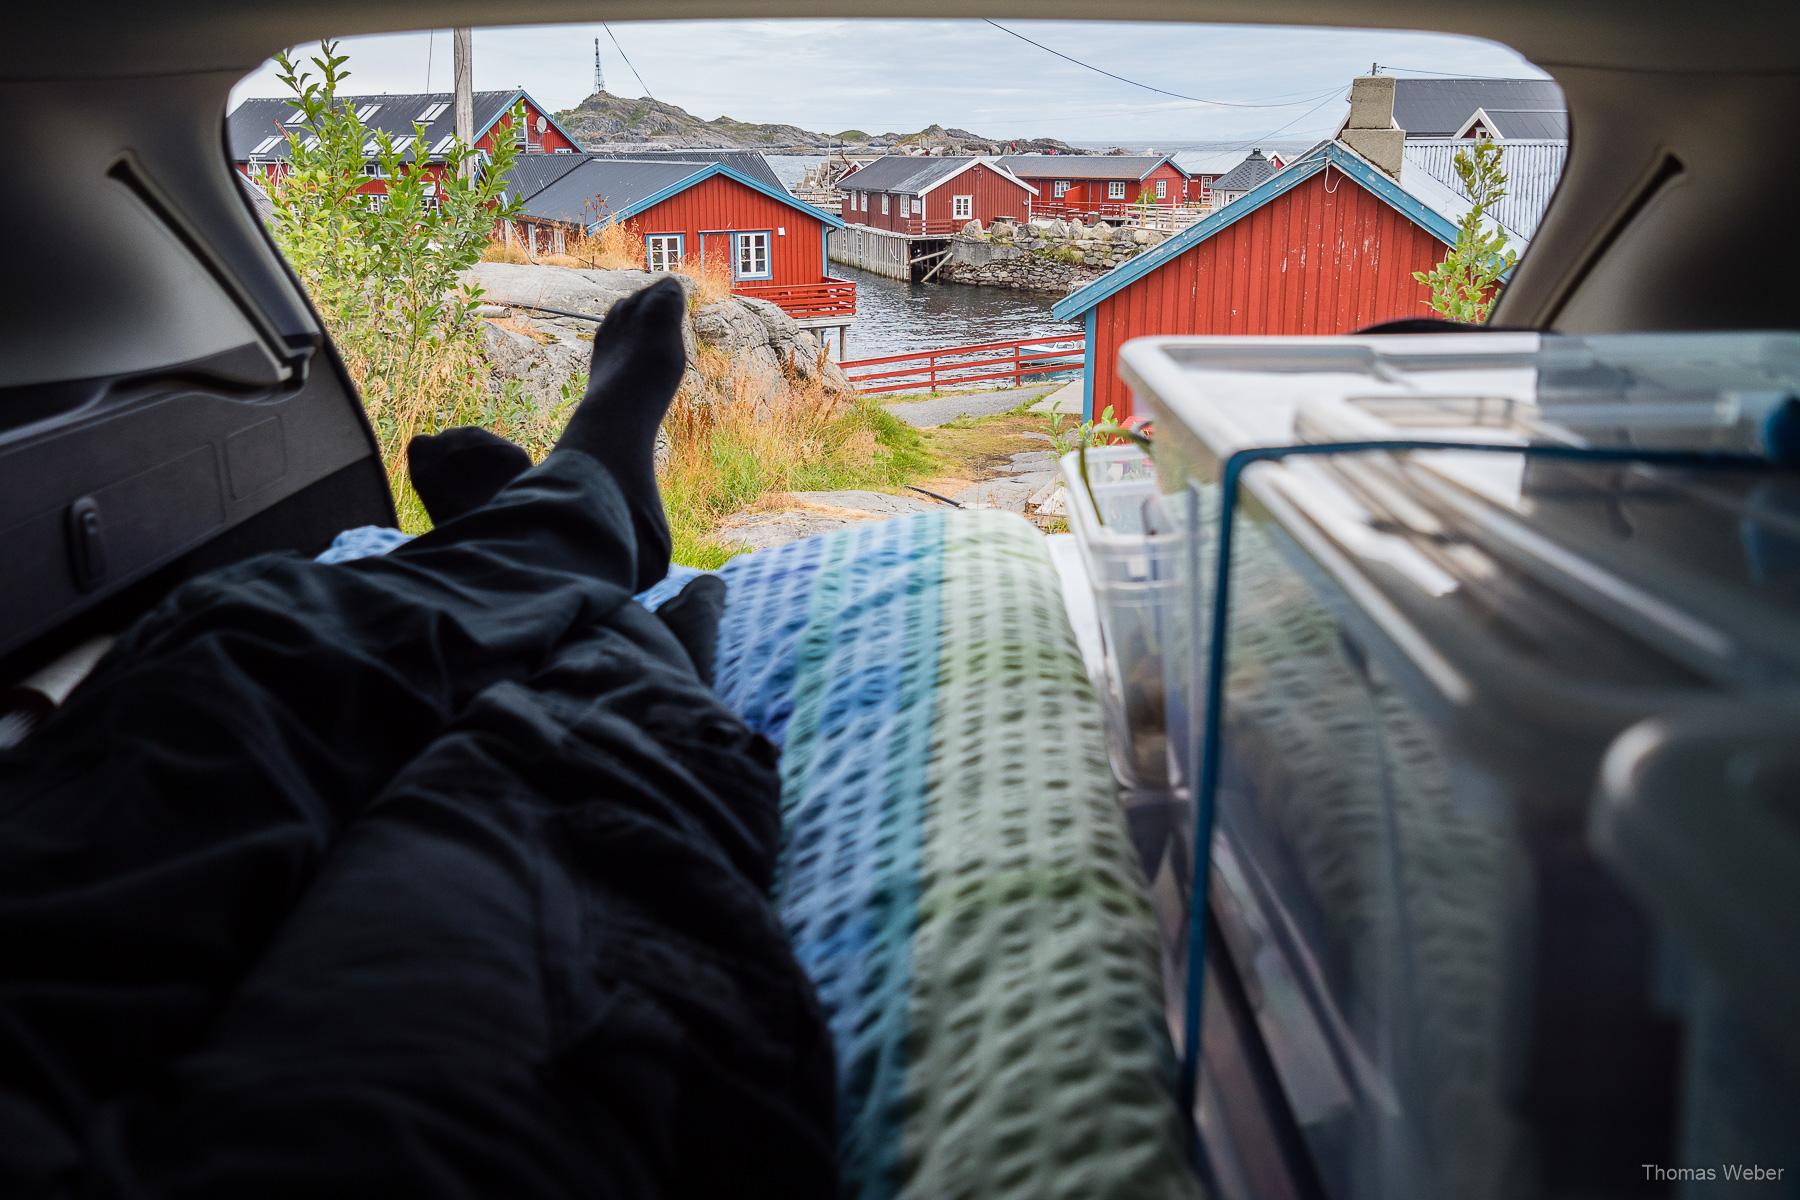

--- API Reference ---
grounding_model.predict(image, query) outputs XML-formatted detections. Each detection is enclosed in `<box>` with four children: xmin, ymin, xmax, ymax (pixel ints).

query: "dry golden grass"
<box><xmin>481</xmin><ymin>221</ymin><xmax>734</xmax><ymax>310</ymax></box>
<box><xmin>657</xmin><ymin>345</ymin><xmax>932</xmax><ymax>567</ymax></box>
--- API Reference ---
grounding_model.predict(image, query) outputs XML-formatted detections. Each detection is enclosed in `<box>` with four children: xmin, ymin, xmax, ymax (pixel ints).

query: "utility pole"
<box><xmin>453</xmin><ymin>27</ymin><xmax>474</xmax><ymax>179</ymax></box>
<box><xmin>593</xmin><ymin>38</ymin><xmax>606</xmax><ymax>95</ymax></box>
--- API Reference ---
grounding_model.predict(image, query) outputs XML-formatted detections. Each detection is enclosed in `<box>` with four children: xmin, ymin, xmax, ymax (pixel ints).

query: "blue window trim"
<box><xmin>645</xmin><ymin>232</ymin><xmax>685</xmax><ymax>271</ymax></box>
<box><xmin>732</xmin><ymin>230</ymin><xmax>773</xmax><ymax>281</ymax></box>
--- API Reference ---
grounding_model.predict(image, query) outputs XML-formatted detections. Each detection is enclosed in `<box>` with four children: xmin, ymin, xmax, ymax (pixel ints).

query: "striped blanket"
<box><xmin>325</xmin><ymin>510</ymin><xmax>1198</xmax><ymax>1200</ymax></box>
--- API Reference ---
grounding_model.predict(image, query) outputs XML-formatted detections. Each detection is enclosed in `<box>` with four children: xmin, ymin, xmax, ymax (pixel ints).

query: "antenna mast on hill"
<box><xmin>593</xmin><ymin>38</ymin><xmax>606</xmax><ymax>94</ymax></box>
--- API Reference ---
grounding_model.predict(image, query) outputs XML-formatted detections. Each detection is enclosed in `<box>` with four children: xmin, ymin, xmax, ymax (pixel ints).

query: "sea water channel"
<box><xmin>764</xmin><ymin>156</ymin><xmax>1077</xmax><ymax>370</ymax></box>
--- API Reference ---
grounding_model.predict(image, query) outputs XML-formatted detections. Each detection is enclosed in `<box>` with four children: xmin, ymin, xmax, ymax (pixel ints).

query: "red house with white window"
<box><xmin>838</xmin><ymin>156</ymin><xmax>1036</xmax><ymax>235</ymax></box>
<box><xmin>505</xmin><ymin>155</ymin><xmax>855</xmax><ymax>332</ymax></box>
<box><xmin>227</xmin><ymin>88</ymin><xmax>580</xmax><ymax>204</ymax></box>
<box><xmin>996</xmin><ymin>154</ymin><xmax>1189</xmax><ymax>221</ymax></box>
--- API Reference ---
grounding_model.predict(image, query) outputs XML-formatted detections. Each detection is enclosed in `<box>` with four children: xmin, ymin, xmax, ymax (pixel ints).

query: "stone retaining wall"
<box><xmin>936</xmin><ymin>217</ymin><xmax>1169</xmax><ymax>293</ymax></box>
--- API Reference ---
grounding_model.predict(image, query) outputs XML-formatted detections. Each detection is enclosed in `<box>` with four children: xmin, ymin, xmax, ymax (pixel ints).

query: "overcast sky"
<box><xmin>231</xmin><ymin>20</ymin><xmax>1546</xmax><ymax>146</ymax></box>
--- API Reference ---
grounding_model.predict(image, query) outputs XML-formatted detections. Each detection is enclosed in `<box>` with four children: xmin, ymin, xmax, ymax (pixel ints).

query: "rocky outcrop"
<box><xmin>934</xmin><ymin>217</ymin><xmax>1171</xmax><ymax>293</ymax></box>
<box><xmin>464</xmin><ymin>262</ymin><xmax>851</xmax><ymax>407</ymax></box>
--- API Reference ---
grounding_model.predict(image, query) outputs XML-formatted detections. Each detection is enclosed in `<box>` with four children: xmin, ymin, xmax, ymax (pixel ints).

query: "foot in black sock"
<box><xmin>654</xmin><ymin>574</ymin><xmax>726</xmax><ymax>686</ymax></box>
<box><xmin>407</xmin><ymin>427</ymin><xmax>533</xmax><ymax>526</ymax></box>
<box><xmin>554</xmin><ymin>275</ymin><xmax>689</xmax><ymax>591</ymax></box>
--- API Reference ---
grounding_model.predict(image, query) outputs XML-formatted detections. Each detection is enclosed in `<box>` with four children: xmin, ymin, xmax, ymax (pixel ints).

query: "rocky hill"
<box><xmin>554</xmin><ymin>91</ymin><xmax>1086</xmax><ymax>154</ymax></box>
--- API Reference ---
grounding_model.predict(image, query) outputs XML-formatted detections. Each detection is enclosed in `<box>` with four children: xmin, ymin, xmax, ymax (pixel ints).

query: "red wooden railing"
<box><xmin>733</xmin><ymin>278</ymin><xmax>857</xmax><ymax>320</ymax></box>
<box><xmin>841</xmin><ymin>334</ymin><xmax>1085</xmax><ymax>395</ymax></box>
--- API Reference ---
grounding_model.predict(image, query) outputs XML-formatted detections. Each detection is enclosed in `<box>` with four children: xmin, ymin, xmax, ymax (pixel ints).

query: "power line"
<box><xmin>1215</xmin><ymin>89</ymin><xmax>1349</xmax><ymax>154</ymax></box>
<box><xmin>424</xmin><ymin>28</ymin><xmax>435</xmax><ymax>94</ymax></box>
<box><xmin>981</xmin><ymin>20</ymin><xmax>1349</xmax><ymax>110</ymax></box>
<box><xmin>1375</xmin><ymin>64</ymin><xmax>1548</xmax><ymax>81</ymax></box>
<box><xmin>603</xmin><ymin>23</ymin><xmax>653</xmax><ymax>100</ymax></box>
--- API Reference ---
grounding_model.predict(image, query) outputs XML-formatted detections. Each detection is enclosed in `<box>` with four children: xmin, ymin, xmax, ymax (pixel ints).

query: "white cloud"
<box><xmin>232</xmin><ymin>18</ymin><xmax>1547</xmax><ymax>145</ymax></box>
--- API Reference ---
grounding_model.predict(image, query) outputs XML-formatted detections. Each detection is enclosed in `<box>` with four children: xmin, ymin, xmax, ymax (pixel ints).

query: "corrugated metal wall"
<box><xmin>633</xmin><ymin>174</ymin><xmax>825</xmax><ymax>284</ymax></box>
<box><xmin>1091</xmin><ymin>168</ymin><xmax>1450</xmax><ymax>421</ymax></box>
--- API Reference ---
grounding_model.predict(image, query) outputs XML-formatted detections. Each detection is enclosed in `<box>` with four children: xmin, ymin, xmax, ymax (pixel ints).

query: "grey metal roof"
<box><xmin>836</xmin><ymin>155</ymin><xmax>983</xmax><ymax>196</ymax></box>
<box><xmin>234</xmin><ymin>172</ymin><xmax>274</xmax><ymax>221</ymax></box>
<box><xmin>504</xmin><ymin>153</ymin><xmax>592</xmax><ymax>202</ymax></box>
<box><xmin>996</xmin><ymin>154</ymin><xmax>1171</xmax><ymax>181</ymax></box>
<box><xmin>229</xmin><ymin>90</ymin><xmax>538</xmax><ymax>163</ymax></box>
<box><xmin>1211</xmin><ymin>149</ymin><xmax>1277</xmax><ymax>193</ymax></box>
<box><xmin>1172</xmin><ymin>149</ymin><xmax>1249</xmax><ymax>178</ymax></box>
<box><xmin>1402</xmin><ymin>137</ymin><xmax>1566</xmax><ymax>241</ymax></box>
<box><xmin>586</xmin><ymin>149</ymin><xmax>786</xmax><ymax>194</ymax></box>
<box><xmin>1475</xmin><ymin>108</ymin><xmax>1569</xmax><ymax>140</ymax></box>
<box><xmin>517</xmin><ymin>158</ymin><xmax>708</xmax><ymax>227</ymax></box>
<box><xmin>1390</xmin><ymin>78</ymin><xmax>1565</xmax><ymax>137</ymax></box>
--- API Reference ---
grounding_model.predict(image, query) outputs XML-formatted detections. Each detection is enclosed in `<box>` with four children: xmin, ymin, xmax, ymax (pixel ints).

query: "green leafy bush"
<box><xmin>1413</xmin><ymin>140</ymin><xmax>1518</xmax><ymax>323</ymax></box>
<box><xmin>260</xmin><ymin>41</ymin><xmax>522</xmax><ymax>530</ymax></box>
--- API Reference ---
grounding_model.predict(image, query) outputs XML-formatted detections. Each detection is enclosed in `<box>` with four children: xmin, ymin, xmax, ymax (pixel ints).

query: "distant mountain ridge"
<box><xmin>554</xmin><ymin>91</ymin><xmax>1089</xmax><ymax>154</ymax></box>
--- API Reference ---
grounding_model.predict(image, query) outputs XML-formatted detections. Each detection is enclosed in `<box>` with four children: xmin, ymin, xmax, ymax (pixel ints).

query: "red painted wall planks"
<box><xmin>840</xmin><ymin>163</ymin><xmax>1033</xmax><ymax>233</ymax></box>
<box><xmin>1088</xmin><ymin>167</ymin><xmax>1449</xmax><ymax>421</ymax></box>
<box><xmin>629</xmin><ymin>173</ymin><xmax>826</xmax><ymax>285</ymax></box>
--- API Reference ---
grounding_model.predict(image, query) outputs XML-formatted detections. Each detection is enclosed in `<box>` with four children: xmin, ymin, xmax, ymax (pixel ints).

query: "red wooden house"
<box><xmin>1051</xmin><ymin>140</ymin><xmax>1527</xmax><ymax>421</ymax></box>
<box><xmin>228</xmin><ymin>88</ymin><xmax>580</xmax><ymax>204</ymax></box>
<box><xmin>838</xmin><ymin>156</ymin><xmax>1036</xmax><ymax>235</ymax></box>
<box><xmin>996</xmin><ymin>154</ymin><xmax>1190</xmax><ymax>221</ymax></box>
<box><xmin>506</xmin><ymin>155</ymin><xmax>855</xmax><ymax>326</ymax></box>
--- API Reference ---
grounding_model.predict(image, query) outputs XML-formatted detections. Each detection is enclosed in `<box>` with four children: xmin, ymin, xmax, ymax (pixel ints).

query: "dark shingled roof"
<box><xmin>515</xmin><ymin>158</ymin><xmax>707</xmax><ymax>227</ymax></box>
<box><xmin>996</xmin><ymin>154</ymin><xmax>1173</xmax><ymax>181</ymax></box>
<box><xmin>1391</xmin><ymin>78</ymin><xmax>1565</xmax><ymax>137</ymax></box>
<box><xmin>838</xmin><ymin>155</ymin><xmax>1031</xmax><ymax>197</ymax></box>
<box><xmin>586</xmin><ymin>149</ymin><xmax>786</xmax><ymax>194</ymax></box>
<box><xmin>1211</xmin><ymin>149</ymin><xmax>1277</xmax><ymax>193</ymax></box>
<box><xmin>228</xmin><ymin>91</ymin><xmax>530</xmax><ymax>163</ymax></box>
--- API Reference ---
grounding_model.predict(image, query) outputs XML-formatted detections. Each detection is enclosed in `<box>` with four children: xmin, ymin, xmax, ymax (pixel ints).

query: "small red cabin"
<box><xmin>228</xmin><ymin>88</ymin><xmax>580</xmax><ymax>202</ymax></box>
<box><xmin>838</xmin><ymin>156</ymin><xmax>1036</xmax><ymax>235</ymax></box>
<box><xmin>506</xmin><ymin>155</ymin><xmax>854</xmax><ymax>325</ymax></box>
<box><xmin>996</xmin><ymin>154</ymin><xmax>1190</xmax><ymax>221</ymax></box>
<box><xmin>1052</xmin><ymin>141</ymin><xmax>1526</xmax><ymax>421</ymax></box>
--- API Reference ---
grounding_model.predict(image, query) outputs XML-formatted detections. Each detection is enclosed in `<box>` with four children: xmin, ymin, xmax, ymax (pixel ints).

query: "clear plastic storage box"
<box><xmin>1059</xmin><ymin>444</ymin><xmax>1187</xmax><ymax>789</ymax></box>
<box><xmin>1113</xmin><ymin>332</ymin><xmax>1800</xmax><ymax>1200</ymax></box>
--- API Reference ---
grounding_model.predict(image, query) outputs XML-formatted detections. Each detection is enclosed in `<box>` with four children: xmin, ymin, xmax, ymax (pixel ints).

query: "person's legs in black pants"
<box><xmin>0</xmin><ymin>277</ymin><xmax>794</xmax><ymax>1189</ymax></box>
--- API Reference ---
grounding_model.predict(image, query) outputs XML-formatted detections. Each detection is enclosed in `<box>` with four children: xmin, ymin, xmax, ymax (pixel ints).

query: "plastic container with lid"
<box><xmin>1112</xmin><ymin>332</ymin><xmax>1800</xmax><ymax>1200</ymax></box>
<box><xmin>1059</xmin><ymin>443</ymin><xmax>1188</xmax><ymax>789</ymax></box>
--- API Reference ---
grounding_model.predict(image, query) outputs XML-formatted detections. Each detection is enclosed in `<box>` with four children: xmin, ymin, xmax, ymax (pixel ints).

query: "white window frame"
<box><xmin>880</xmin><ymin>193</ymin><xmax>889</xmax><ymax>215</ymax></box>
<box><xmin>361</xmin><ymin>161</ymin><xmax>386</xmax><ymax>178</ymax></box>
<box><xmin>860</xmin><ymin>192</ymin><xmax>868</xmax><ymax>211</ymax></box>
<box><xmin>733</xmin><ymin>231</ymin><xmax>772</xmax><ymax>280</ymax></box>
<box><xmin>646</xmin><ymin>233</ymin><xmax>685</xmax><ymax>272</ymax></box>
<box><xmin>363</xmin><ymin>192</ymin><xmax>389</xmax><ymax>210</ymax></box>
<box><xmin>899</xmin><ymin>196</ymin><xmax>911</xmax><ymax>218</ymax></box>
<box><xmin>1154</xmin><ymin>180</ymin><xmax>1167</xmax><ymax>200</ymax></box>
<box><xmin>1107</xmin><ymin>180</ymin><xmax>1127</xmax><ymax>200</ymax></box>
<box><xmin>553</xmin><ymin>146</ymin><xmax>574</xmax><ymax>154</ymax></box>
<box><xmin>417</xmin><ymin>101</ymin><xmax>449</xmax><ymax>122</ymax></box>
<box><xmin>952</xmin><ymin>194</ymin><xmax>973</xmax><ymax>220</ymax></box>
<box><xmin>1052</xmin><ymin>180</ymin><xmax>1070</xmax><ymax>198</ymax></box>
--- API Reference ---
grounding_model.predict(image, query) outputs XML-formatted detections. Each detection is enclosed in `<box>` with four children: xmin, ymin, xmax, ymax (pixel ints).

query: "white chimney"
<box><xmin>1340</xmin><ymin>74</ymin><xmax>1404</xmax><ymax>179</ymax></box>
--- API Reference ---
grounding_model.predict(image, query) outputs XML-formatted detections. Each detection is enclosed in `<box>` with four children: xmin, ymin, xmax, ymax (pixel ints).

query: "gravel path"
<box><xmin>882</xmin><ymin>384</ymin><xmax>1058</xmax><ymax>428</ymax></box>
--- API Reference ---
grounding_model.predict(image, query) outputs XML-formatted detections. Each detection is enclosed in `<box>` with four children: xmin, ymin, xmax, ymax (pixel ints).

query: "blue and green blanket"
<box><xmin>325</xmin><ymin>510</ymin><xmax>1198</xmax><ymax>1200</ymax></box>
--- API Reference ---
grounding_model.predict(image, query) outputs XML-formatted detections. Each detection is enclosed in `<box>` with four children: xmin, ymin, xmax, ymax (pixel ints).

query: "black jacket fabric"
<box><xmin>0</xmin><ymin>451</ymin><xmax>836</xmax><ymax>1198</ymax></box>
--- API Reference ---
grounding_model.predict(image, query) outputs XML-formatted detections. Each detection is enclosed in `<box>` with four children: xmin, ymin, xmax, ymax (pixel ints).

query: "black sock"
<box><xmin>408</xmin><ymin>427</ymin><xmax>532</xmax><ymax>526</ymax></box>
<box><xmin>654</xmin><ymin>574</ymin><xmax>726</xmax><ymax>686</ymax></box>
<box><xmin>554</xmin><ymin>276</ymin><xmax>689</xmax><ymax>591</ymax></box>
